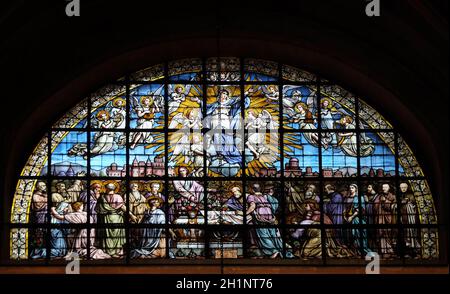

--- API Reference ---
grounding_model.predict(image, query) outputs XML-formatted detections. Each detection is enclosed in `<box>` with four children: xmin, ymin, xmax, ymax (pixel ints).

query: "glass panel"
<box><xmin>205</xmin><ymin>85</ymin><xmax>243</xmax><ymax>177</ymax></box>
<box><xmin>53</xmin><ymin>99</ymin><xmax>88</xmax><ymax>129</ymax></box>
<box><xmin>321</xmin><ymin>135</ymin><xmax>358</xmax><ymax>177</ymax></box>
<box><xmin>209</xmin><ymin>230</ymin><xmax>244</xmax><ymax>258</ymax></box>
<box><xmin>359</xmin><ymin>132</ymin><xmax>396</xmax><ymax>177</ymax></box>
<box><xmin>89</xmin><ymin>131</ymin><xmax>126</xmax><ymax>176</ymax></box>
<box><xmin>168</xmin><ymin>180</ymin><xmax>205</xmax><ymax>224</ymax></box>
<box><xmin>130</xmin><ymin>63</ymin><xmax>164</xmax><ymax>82</ymax></box>
<box><xmin>50</xmin><ymin>179</ymin><xmax>87</xmax><ymax>206</ymax></box>
<box><xmin>398</xmin><ymin>134</ymin><xmax>424</xmax><ymax>177</ymax></box>
<box><xmin>169</xmin><ymin>228</ymin><xmax>205</xmax><ymax>259</ymax></box>
<box><xmin>129</xmin><ymin>132</ymin><xmax>165</xmax><ymax>177</ymax></box>
<box><xmin>51</xmin><ymin>131</ymin><xmax>88</xmax><ymax>176</ymax></box>
<box><xmin>167</xmin><ymin>84</ymin><xmax>202</xmax><ymax>119</ymax></box>
<box><xmin>246</xmin><ymin>181</ymin><xmax>282</xmax><ymax>225</ymax></box>
<box><xmin>168</xmin><ymin>131</ymin><xmax>204</xmax><ymax>177</ymax></box>
<box><xmin>91</xmin><ymin>96</ymin><xmax>126</xmax><ymax>129</ymax></box>
<box><xmin>284</xmin><ymin>133</ymin><xmax>320</xmax><ymax>177</ymax></box>
<box><xmin>246</xmin><ymin>227</ymin><xmax>283</xmax><ymax>259</ymax></box>
<box><xmin>282</xmin><ymin>65</ymin><xmax>316</xmax><ymax>82</ymax></box>
<box><xmin>359</xmin><ymin>100</ymin><xmax>393</xmax><ymax>129</ymax></box>
<box><xmin>283</xmin><ymin>85</ymin><xmax>317</xmax><ymax>129</ymax></box>
<box><xmin>130</xmin><ymin>84</ymin><xmax>165</xmax><ymax>129</ymax></box>
<box><xmin>285</xmin><ymin>181</ymin><xmax>320</xmax><ymax>224</ymax></box>
<box><xmin>21</xmin><ymin>135</ymin><xmax>48</xmax><ymax>177</ymax></box>
<box><xmin>206</xmin><ymin>57</ymin><xmax>240</xmax><ymax>81</ymax></box>
<box><xmin>286</xmin><ymin>227</ymin><xmax>323</xmax><ymax>261</ymax></box>
<box><xmin>244</xmin><ymin>58</ymin><xmax>278</xmax><ymax>81</ymax></box>
<box><xmin>168</xmin><ymin>58</ymin><xmax>202</xmax><ymax>81</ymax></box>
<box><xmin>207</xmin><ymin>181</ymin><xmax>244</xmax><ymax>225</ymax></box>
<box><xmin>10</xmin><ymin>228</ymin><xmax>28</xmax><ymax>260</ymax></box>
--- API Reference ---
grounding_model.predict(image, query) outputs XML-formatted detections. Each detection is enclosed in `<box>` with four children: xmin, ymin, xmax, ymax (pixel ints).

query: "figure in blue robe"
<box><xmin>130</xmin><ymin>200</ymin><xmax>166</xmax><ymax>258</ymax></box>
<box><xmin>204</xmin><ymin>89</ymin><xmax>250</xmax><ymax>176</ymax></box>
<box><xmin>30</xmin><ymin>202</ymin><xmax>69</xmax><ymax>259</ymax></box>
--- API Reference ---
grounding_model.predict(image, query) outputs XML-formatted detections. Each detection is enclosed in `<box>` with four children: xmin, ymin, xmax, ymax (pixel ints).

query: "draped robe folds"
<box><xmin>95</xmin><ymin>194</ymin><xmax>126</xmax><ymax>256</ymax></box>
<box><xmin>347</xmin><ymin>195</ymin><xmax>371</xmax><ymax>254</ymax></box>
<box><xmin>31</xmin><ymin>202</ymin><xmax>69</xmax><ymax>259</ymax></box>
<box><xmin>90</xmin><ymin>120</ymin><xmax>117</xmax><ymax>156</ymax></box>
<box><xmin>172</xmin><ymin>180</ymin><xmax>204</xmax><ymax>216</ymax></box>
<box><xmin>129</xmin><ymin>191</ymin><xmax>148</xmax><ymax>223</ymax></box>
<box><xmin>339</xmin><ymin>123</ymin><xmax>374</xmax><ymax>156</ymax></box>
<box><xmin>324</xmin><ymin>192</ymin><xmax>345</xmax><ymax>242</ymax></box>
<box><xmin>79</xmin><ymin>190</ymin><xmax>98</xmax><ymax>223</ymax></box>
<box><xmin>401</xmin><ymin>193</ymin><xmax>421</xmax><ymax>250</ymax></box>
<box><xmin>32</xmin><ymin>191</ymin><xmax>48</xmax><ymax>224</ymax></box>
<box><xmin>64</xmin><ymin>211</ymin><xmax>111</xmax><ymax>259</ymax></box>
<box><xmin>205</xmin><ymin>95</ymin><xmax>250</xmax><ymax>176</ymax></box>
<box><xmin>292</xmin><ymin>212</ymin><xmax>355</xmax><ymax>258</ymax></box>
<box><xmin>130</xmin><ymin>208</ymin><xmax>166</xmax><ymax>258</ymax></box>
<box><xmin>247</xmin><ymin>193</ymin><xmax>283</xmax><ymax>257</ymax></box>
<box><xmin>373</xmin><ymin>192</ymin><xmax>397</xmax><ymax>256</ymax></box>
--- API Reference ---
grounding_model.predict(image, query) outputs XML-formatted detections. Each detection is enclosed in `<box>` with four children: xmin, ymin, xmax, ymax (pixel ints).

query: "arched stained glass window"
<box><xmin>10</xmin><ymin>58</ymin><xmax>438</xmax><ymax>262</ymax></box>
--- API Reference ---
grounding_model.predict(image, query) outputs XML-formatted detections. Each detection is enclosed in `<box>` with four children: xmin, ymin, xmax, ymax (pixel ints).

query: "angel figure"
<box><xmin>110</xmin><ymin>97</ymin><xmax>126</xmax><ymax>129</ymax></box>
<box><xmin>245</xmin><ymin>109</ymin><xmax>278</xmax><ymax>161</ymax></box>
<box><xmin>291</xmin><ymin>102</ymin><xmax>320</xmax><ymax>146</ymax></box>
<box><xmin>263</xmin><ymin>85</ymin><xmax>279</xmax><ymax>102</ymax></box>
<box><xmin>169</xmin><ymin>107</ymin><xmax>203</xmax><ymax>166</ymax></box>
<box><xmin>88</xmin><ymin>110</ymin><xmax>123</xmax><ymax>158</ymax></box>
<box><xmin>337</xmin><ymin>116</ymin><xmax>375</xmax><ymax>157</ymax></box>
<box><xmin>320</xmin><ymin>97</ymin><xmax>341</xmax><ymax>147</ymax></box>
<box><xmin>169</xmin><ymin>107</ymin><xmax>202</xmax><ymax>130</ymax></box>
<box><xmin>283</xmin><ymin>87</ymin><xmax>316</xmax><ymax>117</ymax></box>
<box><xmin>168</xmin><ymin>85</ymin><xmax>190</xmax><ymax>114</ymax></box>
<box><xmin>130</xmin><ymin>93</ymin><xmax>163</xmax><ymax>149</ymax></box>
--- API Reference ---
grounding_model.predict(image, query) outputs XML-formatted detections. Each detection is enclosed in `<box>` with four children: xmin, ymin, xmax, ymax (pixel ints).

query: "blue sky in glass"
<box><xmin>49</xmin><ymin>131</ymin><xmax>87</xmax><ymax>175</ymax></box>
<box><xmin>49</xmin><ymin>125</ymin><xmax>400</xmax><ymax>175</ymax></box>
<box><xmin>129</xmin><ymin>142</ymin><xmax>160</xmax><ymax>163</ymax></box>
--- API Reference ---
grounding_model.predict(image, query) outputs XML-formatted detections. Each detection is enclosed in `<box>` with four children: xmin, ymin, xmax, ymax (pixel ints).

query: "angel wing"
<box><xmin>131</xmin><ymin>94</ymin><xmax>140</xmax><ymax>112</ymax></box>
<box><xmin>261</xmin><ymin>109</ymin><xmax>278</xmax><ymax>130</ymax></box>
<box><xmin>153</xmin><ymin>95</ymin><xmax>164</xmax><ymax>113</ymax></box>
<box><xmin>169</xmin><ymin>112</ymin><xmax>187</xmax><ymax>129</ymax></box>
<box><xmin>103</xmin><ymin>100</ymin><xmax>113</xmax><ymax>112</ymax></box>
<box><xmin>169</xmin><ymin>131</ymin><xmax>193</xmax><ymax>164</ymax></box>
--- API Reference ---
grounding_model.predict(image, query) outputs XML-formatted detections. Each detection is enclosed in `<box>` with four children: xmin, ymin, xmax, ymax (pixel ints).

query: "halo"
<box><xmin>176</xmin><ymin>164</ymin><xmax>191</xmax><ymax>175</ymax></box>
<box><xmin>140</xmin><ymin>95</ymin><xmax>154</xmax><ymax>105</ymax></box>
<box><xmin>147</xmin><ymin>181</ymin><xmax>163</xmax><ymax>192</ymax></box>
<box><xmin>320</xmin><ymin>97</ymin><xmax>333</xmax><ymax>109</ymax></box>
<box><xmin>103</xmin><ymin>180</ymin><xmax>121</xmax><ymax>193</ymax></box>
<box><xmin>96</xmin><ymin>110</ymin><xmax>110</xmax><ymax>121</ymax></box>
<box><xmin>147</xmin><ymin>195</ymin><xmax>164</xmax><ymax>207</ymax></box>
<box><xmin>112</xmin><ymin>97</ymin><xmax>126</xmax><ymax>107</ymax></box>
<box><xmin>90</xmin><ymin>180</ymin><xmax>104</xmax><ymax>190</ymax></box>
<box><xmin>174</xmin><ymin>84</ymin><xmax>185</xmax><ymax>92</ymax></box>
<box><xmin>294</xmin><ymin>102</ymin><xmax>308</xmax><ymax>113</ymax></box>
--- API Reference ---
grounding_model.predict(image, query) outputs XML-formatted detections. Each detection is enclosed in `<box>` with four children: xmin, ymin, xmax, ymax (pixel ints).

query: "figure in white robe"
<box><xmin>337</xmin><ymin>116</ymin><xmax>374</xmax><ymax>157</ymax></box>
<box><xmin>168</xmin><ymin>85</ymin><xmax>186</xmax><ymax>114</ymax></box>
<box><xmin>320</xmin><ymin>98</ymin><xmax>340</xmax><ymax>147</ymax></box>
<box><xmin>89</xmin><ymin>110</ymin><xmax>120</xmax><ymax>158</ymax></box>
<box><xmin>110</xmin><ymin>98</ymin><xmax>126</xmax><ymax>129</ymax></box>
<box><xmin>245</xmin><ymin>109</ymin><xmax>277</xmax><ymax>160</ymax></box>
<box><xmin>291</xmin><ymin>102</ymin><xmax>320</xmax><ymax>146</ymax></box>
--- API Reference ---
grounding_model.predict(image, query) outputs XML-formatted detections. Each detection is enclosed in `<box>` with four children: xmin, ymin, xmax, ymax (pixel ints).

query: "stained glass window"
<box><xmin>10</xmin><ymin>58</ymin><xmax>439</xmax><ymax>263</ymax></box>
